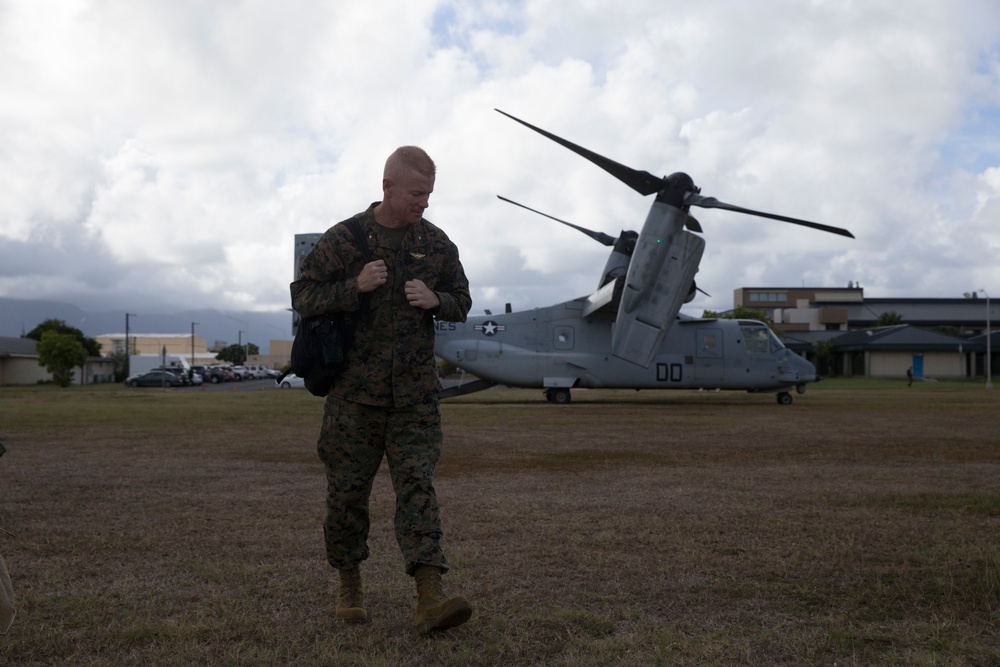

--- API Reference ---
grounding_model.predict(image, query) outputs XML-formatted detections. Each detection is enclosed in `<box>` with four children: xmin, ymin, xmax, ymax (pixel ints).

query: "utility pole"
<box><xmin>226</xmin><ymin>315</ymin><xmax>250</xmax><ymax>369</ymax></box>
<box><xmin>125</xmin><ymin>312</ymin><xmax>137</xmax><ymax>378</ymax></box>
<box><xmin>983</xmin><ymin>290</ymin><xmax>992</xmax><ymax>390</ymax></box>
<box><xmin>191</xmin><ymin>322</ymin><xmax>198</xmax><ymax>367</ymax></box>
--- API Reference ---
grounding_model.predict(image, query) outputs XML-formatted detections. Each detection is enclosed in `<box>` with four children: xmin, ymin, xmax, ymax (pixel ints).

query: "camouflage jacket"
<box><xmin>290</xmin><ymin>204</ymin><xmax>471</xmax><ymax>407</ymax></box>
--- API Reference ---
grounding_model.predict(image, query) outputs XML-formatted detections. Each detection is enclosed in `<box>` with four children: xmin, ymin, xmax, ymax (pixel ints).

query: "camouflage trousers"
<box><xmin>317</xmin><ymin>396</ymin><xmax>449</xmax><ymax>576</ymax></box>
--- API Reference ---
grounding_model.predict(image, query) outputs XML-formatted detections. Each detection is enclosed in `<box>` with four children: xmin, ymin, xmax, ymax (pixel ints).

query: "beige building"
<box><xmin>0</xmin><ymin>336</ymin><xmax>116</xmax><ymax>386</ymax></box>
<box><xmin>734</xmin><ymin>287</ymin><xmax>993</xmax><ymax>380</ymax></box>
<box><xmin>252</xmin><ymin>339</ymin><xmax>292</xmax><ymax>371</ymax></box>
<box><xmin>95</xmin><ymin>333</ymin><xmax>293</xmax><ymax>372</ymax></box>
<box><xmin>733</xmin><ymin>287</ymin><xmax>861</xmax><ymax>332</ymax></box>
<box><xmin>733</xmin><ymin>286</ymin><xmax>992</xmax><ymax>335</ymax></box>
<box><xmin>0</xmin><ymin>337</ymin><xmax>49</xmax><ymax>385</ymax></box>
<box><xmin>95</xmin><ymin>333</ymin><xmax>217</xmax><ymax>365</ymax></box>
<box><xmin>1</xmin><ymin>333</ymin><xmax>290</xmax><ymax>386</ymax></box>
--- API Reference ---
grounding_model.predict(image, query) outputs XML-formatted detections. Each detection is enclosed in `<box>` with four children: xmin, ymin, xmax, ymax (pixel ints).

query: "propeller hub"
<box><xmin>654</xmin><ymin>172</ymin><xmax>697</xmax><ymax>208</ymax></box>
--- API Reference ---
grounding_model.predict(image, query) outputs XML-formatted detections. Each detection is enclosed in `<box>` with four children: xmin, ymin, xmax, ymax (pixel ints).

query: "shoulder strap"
<box><xmin>341</xmin><ymin>217</ymin><xmax>374</xmax><ymax>321</ymax></box>
<box><xmin>342</xmin><ymin>217</ymin><xmax>373</xmax><ymax>262</ymax></box>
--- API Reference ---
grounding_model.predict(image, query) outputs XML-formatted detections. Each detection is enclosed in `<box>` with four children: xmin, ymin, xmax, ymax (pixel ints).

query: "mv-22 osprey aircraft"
<box><xmin>435</xmin><ymin>110</ymin><xmax>854</xmax><ymax>405</ymax></box>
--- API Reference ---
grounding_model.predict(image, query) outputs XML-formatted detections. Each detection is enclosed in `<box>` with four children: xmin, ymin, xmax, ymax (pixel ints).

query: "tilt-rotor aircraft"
<box><xmin>435</xmin><ymin>110</ymin><xmax>854</xmax><ymax>405</ymax></box>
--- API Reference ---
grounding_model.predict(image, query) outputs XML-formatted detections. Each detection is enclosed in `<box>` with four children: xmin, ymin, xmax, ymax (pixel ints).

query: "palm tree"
<box><xmin>875</xmin><ymin>311</ymin><xmax>903</xmax><ymax>326</ymax></box>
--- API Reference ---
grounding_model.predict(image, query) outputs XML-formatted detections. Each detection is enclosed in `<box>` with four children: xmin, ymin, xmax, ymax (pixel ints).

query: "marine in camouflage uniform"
<box><xmin>290</xmin><ymin>146</ymin><xmax>473</xmax><ymax>631</ymax></box>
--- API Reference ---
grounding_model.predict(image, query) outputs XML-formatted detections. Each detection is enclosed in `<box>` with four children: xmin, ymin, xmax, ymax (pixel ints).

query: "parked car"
<box><xmin>191</xmin><ymin>365</ymin><xmax>221</xmax><ymax>384</ymax></box>
<box><xmin>125</xmin><ymin>370</ymin><xmax>185</xmax><ymax>388</ymax></box>
<box><xmin>276</xmin><ymin>373</ymin><xmax>305</xmax><ymax>389</ymax></box>
<box><xmin>196</xmin><ymin>366</ymin><xmax>229</xmax><ymax>383</ymax></box>
<box><xmin>232</xmin><ymin>366</ymin><xmax>253</xmax><ymax>381</ymax></box>
<box><xmin>157</xmin><ymin>366</ymin><xmax>194</xmax><ymax>385</ymax></box>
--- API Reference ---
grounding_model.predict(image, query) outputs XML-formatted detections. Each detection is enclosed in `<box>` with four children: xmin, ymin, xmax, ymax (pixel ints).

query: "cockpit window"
<box><xmin>739</xmin><ymin>323</ymin><xmax>784</xmax><ymax>354</ymax></box>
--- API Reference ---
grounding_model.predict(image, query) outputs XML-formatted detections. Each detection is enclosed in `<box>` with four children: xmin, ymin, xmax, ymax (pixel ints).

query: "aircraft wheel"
<box><xmin>777</xmin><ymin>392</ymin><xmax>793</xmax><ymax>405</ymax></box>
<box><xmin>545</xmin><ymin>388</ymin><xmax>571</xmax><ymax>404</ymax></box>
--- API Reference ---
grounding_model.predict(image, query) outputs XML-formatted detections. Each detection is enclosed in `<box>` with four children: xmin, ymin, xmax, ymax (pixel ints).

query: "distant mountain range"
<box><xmin>0</xmin><ymin>297</ymin><xmax>292</xmax><ymax>355</ymax></box>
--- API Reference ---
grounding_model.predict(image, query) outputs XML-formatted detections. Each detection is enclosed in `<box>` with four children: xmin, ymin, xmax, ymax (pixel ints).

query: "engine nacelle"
<box><xmin>611</xmin><ymin>201</ymin><xmax>705</xmax><ymax>367</ymax></box>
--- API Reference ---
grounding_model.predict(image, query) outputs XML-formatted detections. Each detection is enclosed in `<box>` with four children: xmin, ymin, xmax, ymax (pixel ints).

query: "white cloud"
<box><xmin>1</xmin><ymin>0</ymin><xmax>999</xmax><ymax>324</ymax></box>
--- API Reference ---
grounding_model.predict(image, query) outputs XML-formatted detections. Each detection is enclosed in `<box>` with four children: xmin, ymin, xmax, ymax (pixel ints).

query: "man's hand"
<box><xmin>357</xmin><ymin>260</ymin><xmax>388</xmax><ymax>293</ymax></box>
<box><xmin>405</xmin><ymin>279</ymin><xmax>441</xmax><ymax>310</ymax></box>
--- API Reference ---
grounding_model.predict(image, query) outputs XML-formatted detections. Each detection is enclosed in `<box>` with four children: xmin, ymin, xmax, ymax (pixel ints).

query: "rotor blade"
<box><xmin>496</xmin><ymin>109</ymin><xmax>666</xmax><ymax>196</ymax></box>
<box><xmin>497</xmin><ymin>195</ymin><xmax>616</xmax><ymax>246</ymax></box>
<box><xmin>687</xmin><ymin>194</ymin><xmax>855</xmax><ymax>239</ymax></box>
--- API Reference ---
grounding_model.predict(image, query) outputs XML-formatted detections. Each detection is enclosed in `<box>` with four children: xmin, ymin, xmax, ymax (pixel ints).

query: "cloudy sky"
<box><xmin>2</xmin><ymin>0</ymin><xmax>999</xmax><ymax>326</ymax></box>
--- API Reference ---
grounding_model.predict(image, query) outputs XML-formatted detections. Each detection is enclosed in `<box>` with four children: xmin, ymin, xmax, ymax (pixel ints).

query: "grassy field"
<box><xmin>1</xmin><ymin>379</ymin><xmax>998</xmax><ymax>666</ymax></box>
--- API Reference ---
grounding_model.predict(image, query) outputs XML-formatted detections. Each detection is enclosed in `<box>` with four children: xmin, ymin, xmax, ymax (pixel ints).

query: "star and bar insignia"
<box><xmin>474</xmin><ymin>320</ymin><xmax>506</xmax><ymax>336</ymax></box>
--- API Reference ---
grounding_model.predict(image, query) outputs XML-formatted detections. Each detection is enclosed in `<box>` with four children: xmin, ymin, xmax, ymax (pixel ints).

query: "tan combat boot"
<box><xmin>413</xmin><ymin>564</ymin><xmax>472</xmax><ymax>634</ymax></box>
<box><xmin>336</xmin><ymin>567</ymin><xmax>368</xmax><ymax>624</ymax></box>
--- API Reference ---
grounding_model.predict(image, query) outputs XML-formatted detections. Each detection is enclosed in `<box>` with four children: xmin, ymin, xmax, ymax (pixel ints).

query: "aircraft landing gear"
<box><xmin>776</xmin><ymin>392</ymin><xmax>793</xmax><ymax>405</ymax></box>
<box><xmin>545</xmin><ymin>388</ymin><xmax>571</xmax><ymax>404</ymax></box>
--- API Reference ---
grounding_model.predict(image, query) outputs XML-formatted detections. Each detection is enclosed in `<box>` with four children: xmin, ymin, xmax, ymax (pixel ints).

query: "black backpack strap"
<box><xmin>341</xmin><ymin>217</ymin><xmax>374</xmax><ymax>322</ymax></box>
<box><xmin>342</xmin><ymin>217</ymin><xmax>374</xmax><ymax>263</ymax></box>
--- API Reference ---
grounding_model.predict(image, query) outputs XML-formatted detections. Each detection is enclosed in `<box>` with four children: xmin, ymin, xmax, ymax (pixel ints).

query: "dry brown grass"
<box><xmin>1</xmin><ymin>380</ymin><xmax>999</xmax><ymax>666</ymax></box>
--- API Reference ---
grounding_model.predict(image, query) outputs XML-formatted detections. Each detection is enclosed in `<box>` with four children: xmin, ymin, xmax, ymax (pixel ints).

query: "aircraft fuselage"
<box><xmin>435</xmin><ymin>297</ymin><xmax>818</xmax><ymax>396</ymax></box>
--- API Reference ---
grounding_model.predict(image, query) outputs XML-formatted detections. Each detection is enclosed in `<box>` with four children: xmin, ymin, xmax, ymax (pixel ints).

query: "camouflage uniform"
<box><xmin>290</xmin><ymin>203</ymin><xmax>471</xmax><ymax>575</ymax></box>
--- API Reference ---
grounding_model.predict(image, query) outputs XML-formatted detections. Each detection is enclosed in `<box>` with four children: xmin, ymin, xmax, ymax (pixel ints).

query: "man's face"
<box><xmin>383</xmin><ymin>169</ymin><xmax>434</xmax><ymax>226</ymax></box>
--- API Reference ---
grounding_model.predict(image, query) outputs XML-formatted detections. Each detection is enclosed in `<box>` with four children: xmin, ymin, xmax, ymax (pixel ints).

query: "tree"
<box><xmin>215</xmin><ymin>343</ymin><xmax>259</xmax><ymax>365</ymax></box>
<box><xmin>107</xmin><ymin>349</ymin><xmax>129</xmax><ymax>382</ymax></box>
<box><xmin>37</xmin><ymin>330</ymin><xmax>88</xmax><ymax>387</ymax></box>
<box><xmin>875</xmin><ymin>311</ymin><xmax>903</xmax><ymax>327</ymax></box>
<box><xmin>813</xmin><ymin>338</ymin><xmax>836</xmax><ymax>376</ymax></box>
<box><xmin>25</xmin><ymin>318</ymin><xmax>101</xmax><ymax>357</ymax></box>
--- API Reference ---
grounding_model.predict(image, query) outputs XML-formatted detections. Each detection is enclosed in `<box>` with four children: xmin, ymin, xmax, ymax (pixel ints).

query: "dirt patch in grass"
<box><xmin>1</xmin><ymin>381</ymin><xmax>998</xmax><ymax>665</ymax></box>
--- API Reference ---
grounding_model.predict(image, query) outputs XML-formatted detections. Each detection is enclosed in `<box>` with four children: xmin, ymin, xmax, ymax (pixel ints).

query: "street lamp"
<box><xmin>238</xmin><ymin>330</ymin><xmax>246</xmax><ymax>365</ymax></box>
<box><xmin>124</xmin><ymin>312</ymin><xmax>137</xmax><ymax>378</ymax></box>
<box><xmin>982</xmin><ymin>290</ymin><xmax>992</xmax><ymax>390</ymax></box>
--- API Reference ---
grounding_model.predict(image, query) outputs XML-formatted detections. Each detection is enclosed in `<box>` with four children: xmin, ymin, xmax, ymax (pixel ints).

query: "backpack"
<box><xmin>281</xmin><ymin>217</ymin><xmax>373</xmax><ymax>397</ymax></box>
